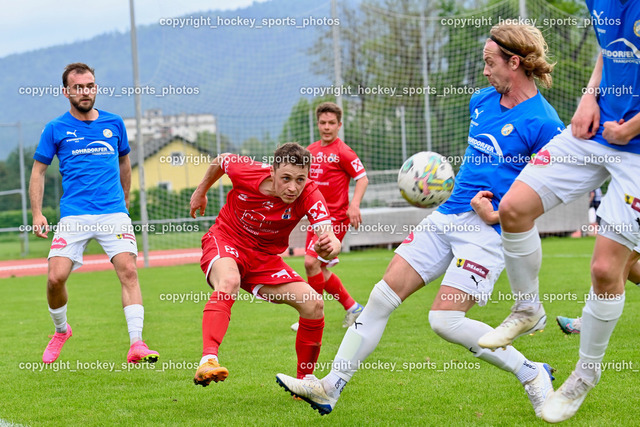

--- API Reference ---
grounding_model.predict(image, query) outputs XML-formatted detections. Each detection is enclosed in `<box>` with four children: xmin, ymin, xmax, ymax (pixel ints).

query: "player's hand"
<box><xmin>571</xmin><ymin>94</ymin><xmax>600</xmax><ymax>139</ymax></box>
<box><xmin>603</xmin><ymin>119</ymin><xmax>631</xmax><ymax>146</ymax></box>
<box><xmin>314</xmin><ymin>233</ymin><xmax>341</xmax><ymax>260</ymax></box>
<box><xmin>347</xmin><ymin>205</ymin><xmax>362</xmax><ymax>229</ymax></box>
<box><xmin>32</xmin><ymin>213</ymin><xmax>49</xmax><ymax>238</ymax></box>
<box><xmin>470</xmin><ymin>190</ymin><xmax>499</xmax><ymax>225</ymax></box>
<box><xmin>189</xmin><ymin>191</ymin><xmax>208</xmax><ymax>218</ymax></box>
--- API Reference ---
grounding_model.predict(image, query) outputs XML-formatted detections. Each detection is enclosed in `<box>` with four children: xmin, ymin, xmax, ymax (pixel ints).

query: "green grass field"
<box><xmin>1</xmin><ymin>237</ymin><xmax>638</xmax><ymax>426</ymax></box>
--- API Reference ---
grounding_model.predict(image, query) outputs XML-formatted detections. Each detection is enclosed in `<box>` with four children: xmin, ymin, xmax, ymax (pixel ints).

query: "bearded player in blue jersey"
<box><xmin>474</xmin><ymin>2</ymin><xmax>640</xmax><ymax>423</ymax></box>
<box><xmin>30</xmin><ymin>63</ymin><xmax>159</xmax><ymax>365</ymax></box>
<box><xmin>276</xmin><ymin>23</ymin><xmax>563</xmax><ymax>419</ymax></box>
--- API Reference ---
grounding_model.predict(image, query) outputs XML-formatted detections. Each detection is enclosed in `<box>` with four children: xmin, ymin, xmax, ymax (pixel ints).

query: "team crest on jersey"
<box><xmin>351</xmin><ymin>158</ymin><xmax>364</xmax><ymax>173</ymax></box>
<box><xmin>51</xmin><ymin>237</ymin><xmax>67</xmax><ymax>249</ymax></box>
<box><xmin>625</xmin><ymin>194</ymin><xmax>640</xmax><ymax>213</ymax></box>
<box><xmin>328</xmin><ymin>153</ymin><xmax>338</xmax><ymax>163</ymax></box>
<box><xmin>456</xmin><ymin>258</ymin><xmax>488</xmax><ymax>279</ymax></box>
<box><xmin>282</xmin><ymin>207</ymin><xmax>292</xmax><ymax>220</ymax></box>
<box><xmin>529</xmin><ymin>149</ymin><xmax>550</xmax><ymax>167</ymax></box>
<box><xmin>634</xmin><ymin>20</ymin><xmax>640</xmax><ymax>38</ymax></box>
<box><xmin>501</xmin><ymin>124</ymin><xmax>514</xmax><ymax>136</ymax></box>
<box><xmin>309</xmin><ymin>201</ymin><xmax>329</xmax><ymax>221</ymax></box>
<box><xmin>103</xmin><ymin>129</ymin><xmax>113</xmax><ymax>138</ymax></box>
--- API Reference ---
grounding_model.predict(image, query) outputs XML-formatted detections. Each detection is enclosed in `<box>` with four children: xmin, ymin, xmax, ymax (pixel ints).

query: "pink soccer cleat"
<box><xmin>43</xmin><ymin>324</ymin><xmax>73</xmax><ymax>364</ymax></box>
<box><xmin>127</xmin><ymin>340</ymin><xmax>160</xmax><ymax>364</ymax></box>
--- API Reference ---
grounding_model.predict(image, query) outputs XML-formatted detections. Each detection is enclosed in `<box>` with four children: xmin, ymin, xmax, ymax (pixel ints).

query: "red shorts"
<box><xmin>305</xmin><ymin>217</ymin><xmax>349</xmax><ymax>262</ymax></box>
<box><xmin>200</xmin><ymin>229</ymin><xmax>304</xmax><ymax>295</ymax></box>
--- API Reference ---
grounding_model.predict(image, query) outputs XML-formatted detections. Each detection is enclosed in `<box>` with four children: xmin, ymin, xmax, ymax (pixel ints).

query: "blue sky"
<box><xmin>1</xmin><ymin>0</ymin><xmax>269</xmax><ymax>58</ymax></box>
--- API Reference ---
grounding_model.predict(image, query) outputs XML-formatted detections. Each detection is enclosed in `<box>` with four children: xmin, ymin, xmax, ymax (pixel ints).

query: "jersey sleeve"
<box><xmin>117</xmin><ymin>117</ymin><xmax>131</xmax><ymax>157</ymax></box>
<box><xmin>33</xmin><ymin>122</ymin><xmax>56</xmax><ymax>165</ymax></box>
<box><xmin>339</xmin><ymin>145</ymin><xmax>367</xmax><ymax>180</ymax></box>
<box><xmin>303</xmin><ymin>187</ymin><xmax>332</xmax><ymax>229</ymax></box>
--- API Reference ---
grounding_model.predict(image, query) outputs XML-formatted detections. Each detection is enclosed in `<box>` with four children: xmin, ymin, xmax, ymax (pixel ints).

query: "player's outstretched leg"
<box><xmin>429</xmin><ymin>310</ymin><xmax>554</xmax><ymax>417</ymax></box>
<box><xmin>556</xmin><ymin>316</ymin><xmax>581</xmax><ymax>335</ymax></box>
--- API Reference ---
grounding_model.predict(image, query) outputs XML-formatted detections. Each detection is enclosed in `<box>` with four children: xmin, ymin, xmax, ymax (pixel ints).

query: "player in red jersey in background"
<box><xmin>189</xmin><ymin>143</ymin><xmax>341</xmax><ymax>385</ymax></box>
<box><xmin>292</xmin><ymin>102</ymin><xmax>369</xmax><ymax>332</ymax></box>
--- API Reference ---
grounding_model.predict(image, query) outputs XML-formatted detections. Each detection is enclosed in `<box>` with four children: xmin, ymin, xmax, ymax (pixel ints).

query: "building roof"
<box><xmin>128</xmin><ymin>135</ymin><xmax>215</xmax><ymax>167</ymax></box>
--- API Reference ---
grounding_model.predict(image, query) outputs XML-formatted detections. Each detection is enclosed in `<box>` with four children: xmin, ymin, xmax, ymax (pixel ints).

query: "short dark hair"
<box><xmin>316</xmin><ymin>102</ymin><xmax>342</xmax><ymax>123</ymax></box>
<box><xmin>62</xmin><ymin>63</ymin><xmax>95</xmax><ymax>87</ymax></box>
<box><xmin>273</xmin><ymin>142</ymin><xmax>312</xmax><ymax>170</ymax></box>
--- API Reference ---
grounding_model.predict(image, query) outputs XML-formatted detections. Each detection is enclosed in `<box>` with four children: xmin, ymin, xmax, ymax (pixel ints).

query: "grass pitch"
<box><xmin>1</xmin><ymin>237</ymin><xmax>638</xmax><ymax>426</ymax></box>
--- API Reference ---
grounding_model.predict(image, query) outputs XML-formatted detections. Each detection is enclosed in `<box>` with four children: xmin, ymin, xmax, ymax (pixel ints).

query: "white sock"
<box><xmin>428</xmin><ymin>310</ymin><xmax>527</xmax><ymax>380</ymax></box>
<box><xmin>501</xmin><ymin>227</ymin><xmax>541</xmax><ymax>306</ymax></box>
<box><xmin>123</xmin><ymin>304</ymin><xmax>144</xmax><ymax>345</ymax></box>
<box><xmin>577</xmin><ymin>289</ymin><xmax>625</xmax><ymax>383</ymax></box>
<box><xmin>49</xmin><ymin>304</ymin><xmax>68</xmax><ymax>333</ymax></box>
<box><xmin>200</xmin><ymin>354</ymin><xmax>218</xmax><ymax>366</ymax></box>
<box><xmin>322</xmin><ymin>280</ymin><xmax>401</xmax><ymax>397</ymax></box>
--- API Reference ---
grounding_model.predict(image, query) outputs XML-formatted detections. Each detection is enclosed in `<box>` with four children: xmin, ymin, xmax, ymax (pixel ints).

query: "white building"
<box><xmin>123</xmin><ymin>109</ymin><xmax>216</xmax><ymax>142</ymax></box>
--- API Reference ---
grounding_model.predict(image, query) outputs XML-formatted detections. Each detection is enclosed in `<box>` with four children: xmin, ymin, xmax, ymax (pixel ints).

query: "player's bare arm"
<box><xmin>603</xmin><ymin>113</ymin><xmax>640</xmax><ymax>146</ymax></box>
<box><xmin>571</xmin><ymin>53</ymin><xmax>602</xmax><ymax>139</ymax></box>
<box><xmin>190</xmin><ymin>153</ymin><xmax>230</xmax><ymax>218</ymax></box>
<box><xmin>119</xmin><ymin>154</ymin><xmax>132</xmax><ymax>210</ymax></box>
<box><xmin>314</xmin><ymin>223</ymin><xmax>341</xmax><ymax>260</ymax></box>
<box><xmin>347</xmin><ymin>175</ymin><xmax>368</xmax><ymax>229</ymax></box>
<box><xmin>29</xmin><ymin>160</ymin><xmax>50</xmax><ymax>238</ymax></box>
<box><xmin>471</xmin><ymin>190</ymin><xmax>499</xmax><ymax>225</ymax></box>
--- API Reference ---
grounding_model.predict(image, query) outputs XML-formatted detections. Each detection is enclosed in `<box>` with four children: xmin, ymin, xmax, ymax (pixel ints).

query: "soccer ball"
<box><xmin>398</xmin><ymin>151</ymin><xmax>455</xmax><ymax>208</ymax></box>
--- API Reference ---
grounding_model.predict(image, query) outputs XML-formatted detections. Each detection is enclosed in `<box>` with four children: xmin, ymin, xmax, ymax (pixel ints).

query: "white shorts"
<box><xmin>517</xmin><ymin>127</ymin><xmax>640</xmax><ymax>250</ymax></box>
<box><xmin>48</xmin><ymin>213</ymin><xmax>138</xmax><ymax>270</ymax></box>
<box><xmin>394</xmin><ymin>211</ymin><xmax>504</xmax><ymax>306</ymax></box>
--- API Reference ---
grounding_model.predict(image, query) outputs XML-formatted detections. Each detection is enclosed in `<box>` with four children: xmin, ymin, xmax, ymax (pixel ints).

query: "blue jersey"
<box><xmin>586</xmin><ymin>0</ymin><xmax>640</xmax><ymax>153</ymax></box>
<box><xmin>34</xmin><ymin>109</ymin><xmax>130</xmax><ymax>218</ymax></box>
<box><xmin>438</xmin><ymin>87</ymin><xmax>564</xmax><ymax>233</ymax></box>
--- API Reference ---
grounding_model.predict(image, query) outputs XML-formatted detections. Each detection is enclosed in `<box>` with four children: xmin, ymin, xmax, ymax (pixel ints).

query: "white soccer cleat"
<box><xmin>541</xmin><ymin>368</ymin><xmax>600</xmax><ymax>423</ymax></box>
<box><xmin>342</xmin><ymin>303</ymin><xmax>363</xmax><ymax>328</ymax></box>
<box><xmin>478</xmin><ymin>302</ymin><xmax>546</xmax><ymax>349</ymax></box>
<box><xmin>276</xmin><ymin>373</ymin><xmax>337</xmax><ymax>415</ymax></box>
<box><xmin>291</xmin><ymin>322</ymin><xmax>299</xmax><ymax>332</ymax></box>
<box><xmin>523</xmin><ymin>362</ymin><xmax>555</xmax><ymax>418</ymax></box>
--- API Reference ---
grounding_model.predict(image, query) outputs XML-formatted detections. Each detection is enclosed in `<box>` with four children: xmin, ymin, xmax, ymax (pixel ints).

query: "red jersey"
<box><xmin>307</xmin><ymin>138</ymin><xmax>366</xmax><ymax>222</ymax></box>
<box><xmin>212</xmin><ymin>154</ymin><xmax>331</xmax><ymax>254</ymax></box>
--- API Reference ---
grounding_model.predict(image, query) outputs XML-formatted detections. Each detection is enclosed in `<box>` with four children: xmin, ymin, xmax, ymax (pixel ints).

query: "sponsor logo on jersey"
<box><xmin>474</xmin><ymin>108</ymin><xmax>483</xmax><ymax>119</ymax></box>
<box><xmin>456</xmin><ymin>258</ymin><xmax>488</xmax><ymax>279</ymax></box>
<box><xmin>625</xmin><ymin>194</ymin><xmax>640</xmax><ymax>213</ymax></box>
<box><xmin>282</xmin><ymin>207</ymin><xmax>292</xmax><ymax>220</ymax></box>
<box><xmin>468</xmin><ymin>133</ymin><xmax>503</xmax><ymax>157</ymax></box>
<box><xmin>66</xmin><ymin>130</ymin><xmax>77</xmax><ymax>137</ymax></box>
<box><xmin>402</xmin><ymin>232</ymin><xmax>414</xmax><ymax>244</ymax></box>
<box><xmin>116</xmin><ymin>233</ymin><xmax>136</xmax><ymax>241</ymax></box>
<box><xmin>224</xmin><ymin>245</ymin><xmax>239</xmax><ymax>258</ymax></box>
<box><xmin>351</xmin><ymin>158</ymin><xmax>364</xmax><ymax>173</ymax></box>
<box><xmin>309</xmin><ymin>200</ymin><xmax>329</xmax><ymax>221</ymax></box>
<box><xmin>309</xmin><ymin>166</ymin><xmax>322</xmax><ymax>179</ymax></box>
<box><xmin>271</xmin><ymin>269</ymin><xmax>291</xmax><ymax>279</ymax></box>
<box><xmin>603</xmin><ymin>38</ymin><xmax>640</xmax><ymax>64</ymax></box>
<box><xmin>239</xmin><ymin>193</ymin><xmax>248</xmax><ymax>201</ymax></box>
<box><xmin>51</xmin><ymin>237</ymin><xmax>67</xmax><ymax>249</ymax></box>
<box><xmin>71</xmin><ymin>141</ymin><xmax>115</xmax><ymax>156</ymax></box>
<box><xmin>262</xmin><ymin>201</ymin><xmax>274</xmax><ymax>210</ymax></box>
<box><xmin>501</xmin><ymin>124</ymin><xmax>514</xmax><ymax>136</ymax></box>
<box><xmin>529</xmin><ymin>148</ymin><xmax>551</xmax><ymax>166</ymax></box>
<box><xmin>103</xmin><ymin>129</ymin><xmax>113</xmax><ymax>138</ymax></box>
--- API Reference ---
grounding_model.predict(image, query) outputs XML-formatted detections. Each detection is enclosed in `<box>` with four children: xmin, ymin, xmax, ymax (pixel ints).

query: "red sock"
<box><xmin>307</xmin><ymin>272</ymin><xmax>325</xmax><ymax>295</ymax></box>
<box><xmin>295</xmin><ymin>316</ymin><xmax>324</xmax><ymax>378</ymax></box>
<box><xmin>324</xmin><ymin>273</ymin><xmax>355</xmax><ymax>310</ymax></box>
<box><xmin>202</xmin><ymin>291</ymin><xmax>235</xmax><ymax>356</ymax></box>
